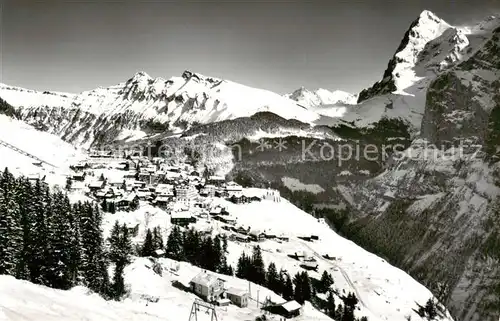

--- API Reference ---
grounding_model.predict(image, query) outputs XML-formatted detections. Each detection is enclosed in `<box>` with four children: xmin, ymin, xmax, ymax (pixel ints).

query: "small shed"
<box><xmin>264</xmin><ymin>300</ymin><xmax>301</xmax><ymax>318</ymax></box>
<box><xmin>225</xmin><ymin>287</ymin><xmax>249</xmax><ymax>307</ymax></box>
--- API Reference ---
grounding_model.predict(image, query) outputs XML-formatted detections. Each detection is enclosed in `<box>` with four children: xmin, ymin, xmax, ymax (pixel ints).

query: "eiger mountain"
<box><xmin>1</xmin><ymin>9</ymin><xmax>500</xmax><ymax>321</ymax></box>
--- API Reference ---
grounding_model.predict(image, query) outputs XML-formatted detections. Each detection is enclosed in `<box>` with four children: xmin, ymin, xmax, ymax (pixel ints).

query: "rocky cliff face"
<box><xmin>339</xmin><ymin>21</ymin><xmax>500</xmax><ymax>321</ymax></box>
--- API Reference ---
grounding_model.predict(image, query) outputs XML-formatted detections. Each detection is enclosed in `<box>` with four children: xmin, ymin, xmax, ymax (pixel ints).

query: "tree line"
<box><xmin>138</xmin><ymin>225</ymin><xmax>234</xmax><ymax>276</ymax></box>
<box><xmin>0</xmin><ymin>168</ymin><xmax>110</xmax><ymax>296</ymax></box>
<box><xmin>235</xmin><ymin>246</ymin><xmax>367</xmax><ymax>321</ymax></box>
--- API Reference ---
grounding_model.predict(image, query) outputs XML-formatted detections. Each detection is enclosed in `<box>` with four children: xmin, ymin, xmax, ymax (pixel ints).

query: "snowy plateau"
<box><xmin>0</xmin><ymin>8</ymin><xmax>499</xmax><ymax>321</ymax></box>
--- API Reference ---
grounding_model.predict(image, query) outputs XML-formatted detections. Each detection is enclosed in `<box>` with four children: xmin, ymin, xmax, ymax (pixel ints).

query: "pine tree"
<box><xmin>28</xmin><ymin>179</ymin><xmax>50</xmax><ymax>285</ymax></box>
<box><xmin>14</xmin><ymin>177</ymin><xmax>34</xmax><ymax>280</ymax></box>
<box><xmin>111</xmin><ymin>261</ymin><xmax>126</xmax><ymax>300</ymax></box>
<box><xmin>45</xmin><ymin>191</ymin><xmax>74</xmax><ymax>289</ymax></box>
<box><xmin>152</xmin><ymin>227</ymin><xmax>164</xmax><ymax>253</ymax></box>
<box><xmin>141</xmin><ymin>229</ymin><xmax>155</xmax><ymax>257</ymax></box>
<box><xmin>80</xmin><ymin>202</ymin><xmax>109</xmax><ymax>296</ymax></box>
<box><xmin>282</xmin><ymin>272</ymin><xmax>294</xmax><ymax>301</ymax></box>
<box><xmin>265</xmin><ymin>262</ymin><xmax>280</xmax><ymax>294</ymax></box>
<box><xmin>65</xmin><ymin>177</ymin><xmax>72</xmax><ymax>190</ymax></box>
<box><xmin>0</xmin><ymin>193</ymin><xmax>22</xmax><ymax>276</ymax></box>
<box><xmin>326</xmin><ymin>291</ymin><xmax>336</xmax><ymax>319</ymax></box>
<box><xmin>319</xmin><ymin>270</ymin><xmax>334</xmax><ymax>293</ymax></box>
<box><xmin>236</xmin><ymin>252</ymin><xmax>251</xmax><ymax>279</ymax></box>
<box><xmin>221</xmin><ymin>234</ymin><xmax>228</xmax><ymax>253</ymax></box>
<box><xmin>108</xmin><ymin>222</ymin><xmax>122</xmax><ymax>263</ymax></box>
<box><xmin>342</xmin><ymin>292</ymin><xmax>358</xmax><ymax>321</ymax></box>
<box><xmin>250</xmin><ymin>245</ymin><xmax>266</xmax><ymax>285</ymax></box>
<box><xmin>166</xmin><ymin>225</ymin><xmax>183</xmax><ymax>260</ymax></box>
<box><xmin>293</xmin><ymin>271</ymin><xmax>311</xmax><ymax>304</ymax></box>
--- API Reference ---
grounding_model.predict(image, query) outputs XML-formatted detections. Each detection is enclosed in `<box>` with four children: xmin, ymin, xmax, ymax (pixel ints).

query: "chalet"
<box><xmin>94</xmin><ymin>190</ymin><xmax>107</xmax><ymax>200</ymax></box>
<box><xmin>215</xmin><ymin>190</ymin><xmax>229</xmax><ymax>198</ymax></box>
<box><xmin>207</xmin><ymin>175</ymin><xmax>225</xmax><ymax>186</ymax></box>
<box><xmin>215</xmin><ymin>215</ymin><xmax>237</xmax><ymax>225</ymax></box>
<box><xmin>264</xmin><ymin>232</ymin><xmax>277</xmax><ymax>239</ymax></box>
<box><xmin>235</xmin><ymin>226</ymin><xmax>249</xmax><ymax>235</ymax></box>
<box><xmin>200</xmin><ymin>184</ymin><xmax>216</xmax><ymax>197</ymax></box>
<box><xmin>123</xmin><ymin>172</ymin><xmax>137</xmax><ymax>180</ymax></box>
<box><xmin>300</xmin><ymin>261</ymin><xmax>319</xmax><ymax>271</ymax></box>
<box><xmin>115</xmin><ymin>193</ymin><xmax>138</xmax><ymax>211</ymax></box>
<box><xmin>88</xmin><ymin>180</ymin><xmax>105</xmax><ymax>192</ymax></box>
<box><xmin>108</xmin><ymin>178</ymin><xmax>125</xmax><ymax>189</ymax></box>
<box><xmin>233</xmin><ymin>233</ymin><xmax>251</xmax><ymax>243</ymax></box>
<box><xmin>189</xmin><ymin>272</ymin><xmax>226</xmax><ymax>302</ymax></box>
<box><xmin>225</xmin><ymin>181</ymin><xmax>242</xmax><ymax>194</ymax></box>
<box><xmin>209</xmin><ymin>207</ymin><xmax>222</xmax><ymax>216</ymax></box>
<box><xmin>229</xmin><ymin>194</ymin><xmax>249</xmax><ymax>204</ymax></box>
<box><xmin>171</xmin><ymin>212</ymin><xmax>196</xmax><ymax>226</ymax></box>
<box><xmin>136</xmin><ymin>188</ymin><xmax>152</xmax><ymax>201</ymax></box>
<box><xmin>154</xmin><ymin>195</ymin><xmax>173</xmax><ymax>208</ymax></box>
<box><xmin>72</xmin><ymin>172</ymin><xmax>86</xmax><ymax>182</ymax></box>
<box><xmin>156</xmin><ymin>184</ymin><xmax>174</xmax><ymax>196</ymax></box>
<box><xmin>264</xmin><ymin>300</ymin><xmax>301</xmax><ymax>319</ymax></box>
<box><xmin>225</xmin><ymin>287</ymin><xmax>249</xmax><ymax>308</ymax></box>
<box><xmin>249</xmin><ymin>196</ymin><xmax>262</xmax><ymax>202</ymax></box>
<box><xmin>249</xmin><ymin>230</ymin><xmax>266</xmax><ymax>242</ymax></box>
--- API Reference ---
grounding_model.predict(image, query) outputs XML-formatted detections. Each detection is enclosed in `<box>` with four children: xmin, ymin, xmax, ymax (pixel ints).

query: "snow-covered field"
<box><xmin>99</xmin><ymin>189</ymin><xmax>454</xmax><ymax>321</ymax></box>
<box><xmin>0</xmin><ymin>191</ymin><xmax>454</xmax><ymax>321</ymax></box>
<box><xmin>0</xmin><ymin>114</ymin><xmax>84</xmax><ymax>186</ymax></box>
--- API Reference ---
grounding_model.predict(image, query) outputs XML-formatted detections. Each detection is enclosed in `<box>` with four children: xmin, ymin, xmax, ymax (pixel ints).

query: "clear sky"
<box><xmin>1</xmin><ymin>0</ymin><xmax>499</xmax><ymax>95</ymax></box>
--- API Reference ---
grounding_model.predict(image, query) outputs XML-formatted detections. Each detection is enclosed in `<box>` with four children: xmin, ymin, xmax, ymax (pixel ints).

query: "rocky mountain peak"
<box><xmin>357</xmin><ymin>10</ymin><xmax>451</xmax><ymax>103</ymax></box>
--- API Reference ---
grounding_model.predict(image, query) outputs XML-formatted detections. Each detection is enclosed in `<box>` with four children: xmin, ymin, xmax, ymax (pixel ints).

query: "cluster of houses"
<box><xmin>188</xmin><ymin>271</ymin><xmax>301</xmax><ymax>318</ymax></box>
<box><xmin>68</xmin><ymin>156</ymin><xmax>281</xmax><ymax>222</ymax></box>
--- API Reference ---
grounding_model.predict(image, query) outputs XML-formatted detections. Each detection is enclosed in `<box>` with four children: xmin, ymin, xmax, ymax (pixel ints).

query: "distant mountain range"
<box><xmin>1</xmin><ymin>9</ymin><xmax>500</xmax><ymax>321</ymax></box>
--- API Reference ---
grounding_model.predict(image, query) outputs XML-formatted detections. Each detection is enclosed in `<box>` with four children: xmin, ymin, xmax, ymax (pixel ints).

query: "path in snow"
<box><xmin>298</xmin><ymin>240</ymin><xmax>368</xmax><ymax>309</ymax></box>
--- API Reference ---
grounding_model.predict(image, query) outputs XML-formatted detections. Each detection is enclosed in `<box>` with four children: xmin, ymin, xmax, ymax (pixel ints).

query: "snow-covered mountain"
<box><xmin>345</xmin><ymin>10</ymin><xmax>499</xmax><ymax>132</ymax></box>
<box><xmin>0</xmin><ymin>71</ymin><xmax>322</xmax><ymax>147</ymax></box>
<box><xmin>285</xmin><ymin>87</ymin><xmax>357</xmax><ymax>107</ymax></box>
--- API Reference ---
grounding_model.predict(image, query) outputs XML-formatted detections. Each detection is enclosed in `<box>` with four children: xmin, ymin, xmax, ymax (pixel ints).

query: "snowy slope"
<box><xmin>0</xmin><ymin>114</ymin><xmax>84</xmax><ymax>186</ymax></box>
<box><xmin>286</xmin><ymin>87</ymin><xmax>357</xmax><ymax>107</ymax></box>
<box><xmin>101</xmin><ymin>192</ymin><xmax>455</xmax><ymax>321</ymax></box>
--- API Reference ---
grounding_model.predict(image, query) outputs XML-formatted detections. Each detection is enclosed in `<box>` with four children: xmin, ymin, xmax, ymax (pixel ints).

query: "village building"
<box><xmin>189</xmin><ymin>272</ymin><xmax>226</xmax><ymax>302</ymax></box>
<box><xmin>225</xmin><ymin>181</ymin><xmax>242</xmax><ymax>195</ymax></box>
<box><xmin>207</xmin><ymin>175</ymin><xmax>225</xmax><ymax>186</ymax></box>
<box><xmin>156</xmin><ymin>184</ymin><xmax>174</xmax><ymax>196</ymax></box>
<box><xmin>264</xmin><ymin>300</ymin><xmax>301</xmax><ymax>318</ymax></box>
<box><xmin>225</xmin><ymin>287</ymin><xmax>249</xmax><ymax>307</ymax></box>
<box><xmin>154</xmin><ymin>195</ymin><xmax>173</xmax><ymax>208</ymax></box>
<box><xmin>200</xmin><ymin>184</ymin><xmax>216</xmax><ymax>197</ymax></box>
<box><xmin>88</xmin><ymin>180</ymin><xmax>105</xmax><ymax>192</ymax></box>
<box><xmin>72</xmin><ymin>172</ymin><xmax>86</xmax><ymax>182</ymax></box>
<box><xmin>249</xmin><ymin>229</ymin><xmax>266</xmax><ymax>242</ymax></box>
<box><xmin>229</xmin><ymin>194</ymin><xmax>248</xmax><ymax>204</ymax></box>
<box><xmin>175</xmin><ymin>185</ymin><xmax>198</xmax><ymax>203</ymax></box>
<box><xmin>171</xmin><ymin>211</ymin><xmax>196</xmax><ymax>226</ymax></box>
